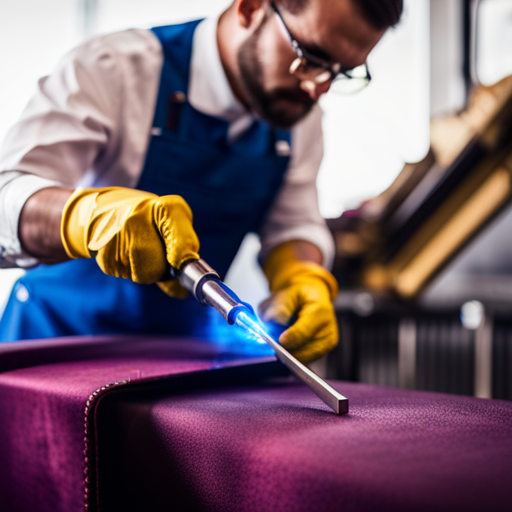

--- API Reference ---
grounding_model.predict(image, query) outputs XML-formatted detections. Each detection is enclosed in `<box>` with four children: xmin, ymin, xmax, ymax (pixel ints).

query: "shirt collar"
<box><xmin>188</xmin><ymin>16</ymin><xmax>248</xmax><ymax>123</ymax></box>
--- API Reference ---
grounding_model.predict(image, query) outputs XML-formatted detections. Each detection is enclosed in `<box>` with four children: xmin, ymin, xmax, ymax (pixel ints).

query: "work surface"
<box><xmin>1</xmin><ymin>336</ymin><xmax>511</xmax><ymax>512</ymax></box>
<box><xmin>99</xmin><ymin>379</ymin><xmax>512</xmax><ymax>512</ymax></box>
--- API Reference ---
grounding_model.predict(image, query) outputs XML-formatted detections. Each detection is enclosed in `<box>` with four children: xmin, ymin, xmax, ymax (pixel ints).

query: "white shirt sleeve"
<box><xmin>258</xmin><ymin>105</ymin><xmax>335</xmax><ymax>269</ymax></box>
<box><xmin>0</xmin><ymin>29</ymin><xmax>162</xmax><ymax>268</ymax></box>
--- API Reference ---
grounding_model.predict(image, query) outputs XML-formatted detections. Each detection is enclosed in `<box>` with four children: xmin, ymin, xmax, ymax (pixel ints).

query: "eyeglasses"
<box><xmin>270</xmin><ymin>1</ymin><xmax>372</xmax><ymax>94</ymax></box>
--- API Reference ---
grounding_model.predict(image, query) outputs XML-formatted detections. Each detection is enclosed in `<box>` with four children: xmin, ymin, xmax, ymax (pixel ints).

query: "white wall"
<box><xmin>318</xmin><ymin>0</ymin><xmax>430</xmax><ymax>218</ymax></box>
<box><xmin>476</xmin><ymin>0</ymin><xmax>512</xmax><ymax>86</ymax></box>
<box><xmin>429</xmin><ymin>0</ymin><xmax>466</xmax><ymax>117</ymax></box>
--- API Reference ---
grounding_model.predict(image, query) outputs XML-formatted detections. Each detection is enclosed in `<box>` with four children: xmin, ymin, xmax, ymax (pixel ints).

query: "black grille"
<box><xmin>415</xmin><ymin>316</ymin><xmax>474</xmax><ymax>396</ymax></box>
<box><xmin>356</xmin><ymin>316</ymin><xmax>399</xmax><ymax>387</ymax></box>
<box><xmin>328</xmin><ymin>308</ymin><xmax>498</xmax><ymax>398</ymax></box>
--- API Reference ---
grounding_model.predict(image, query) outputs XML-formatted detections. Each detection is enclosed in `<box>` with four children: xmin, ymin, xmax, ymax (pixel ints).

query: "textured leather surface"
<box><xmin>98</xmin><ymin>379</ymin><xmax>512</xmax><ymax>512</ymax></box>
<box><xmin>2</xmin><ymin>336</ymin><xmax>511</xmax><ymax>512</ymax></box>
<box><xmin>0</xmin><ymin>337</ymin><xmax>275</xmax><ymax>512</ymax></box>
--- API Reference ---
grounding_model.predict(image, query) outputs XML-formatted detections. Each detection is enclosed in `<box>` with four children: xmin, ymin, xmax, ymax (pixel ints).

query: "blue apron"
<box><xmin>0</xmin><ymin>20</ymin><xmax>291</xmax><ymax>342</ymax></box>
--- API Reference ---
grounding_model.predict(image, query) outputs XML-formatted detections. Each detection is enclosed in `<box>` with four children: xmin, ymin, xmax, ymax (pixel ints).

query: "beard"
<box><xmin>237</xmin><ymin>21</ymin><xmax>315</xmax><ymax>129</ymax></box>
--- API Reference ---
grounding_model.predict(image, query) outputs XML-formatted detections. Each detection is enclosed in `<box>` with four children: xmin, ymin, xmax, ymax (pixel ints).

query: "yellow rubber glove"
<box><xmin>61</xmin><ymin>187</ymin><xmax>200</xmax><ymax>297</ymax></box>
<box><xmin>259</xmin><ymin>243</ymin><xmax>339</xmax><ymax>363</ymax></box>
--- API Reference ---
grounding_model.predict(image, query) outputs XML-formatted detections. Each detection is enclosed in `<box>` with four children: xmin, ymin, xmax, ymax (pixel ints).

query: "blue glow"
<box><xmin>199</xmin><ymin>307</ymin><xmax>274</xmax><ymax>357</ymax></box>
<box><xmin>235</xmin><ymin>311</ymin><xmax>272</xmax><ymax>343</ymax></box>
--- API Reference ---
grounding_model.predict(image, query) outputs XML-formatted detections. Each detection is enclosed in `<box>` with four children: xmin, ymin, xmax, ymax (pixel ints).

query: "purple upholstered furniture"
<box><xmin>1</xmin><ymin>336</ymin><xmax>511</xmax><ymax>512</ymax></box>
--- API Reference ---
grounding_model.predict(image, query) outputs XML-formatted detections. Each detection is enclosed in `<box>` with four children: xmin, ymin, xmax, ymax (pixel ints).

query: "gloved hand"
<box><xmin>61</xmin><ymin>187</ymin><xmax>199</xmax><ymax>297</ymax></box>
<box><xmin>259</xmin><ymin>242</ymin><xmax>339</xmax><ymax>363</ymax></box>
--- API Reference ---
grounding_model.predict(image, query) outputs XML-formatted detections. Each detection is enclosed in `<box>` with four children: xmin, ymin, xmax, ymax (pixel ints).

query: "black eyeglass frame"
<box><xmin>270</xmin><ymin>0</ymin><xmax>372</xmax><ymax>86</ymax></box>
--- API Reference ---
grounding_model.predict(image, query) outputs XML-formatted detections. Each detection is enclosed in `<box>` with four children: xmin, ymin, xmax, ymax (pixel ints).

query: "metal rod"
<box><xmin>236</xmin><ymin>311</ymin><xmax>349</xmax><ymax>415</ymax></box>
<box><xmin>177</xmin><ymin>259</ymin><xmax>349</xmax><ymax>415</ymax></box>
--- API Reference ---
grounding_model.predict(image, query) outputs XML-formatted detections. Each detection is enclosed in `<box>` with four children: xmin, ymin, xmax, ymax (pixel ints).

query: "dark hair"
<box><xmin>353</xmin><ymin>0</ymin><xmax>403</xmax><ymax>30</ymax></box>
<box><xmin>275</xmin><ymin>0</ymin><xmax>403</xmax><ymax>30</ymax></box>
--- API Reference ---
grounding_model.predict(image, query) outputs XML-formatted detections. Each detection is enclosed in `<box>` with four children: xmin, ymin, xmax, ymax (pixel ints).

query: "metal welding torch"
<box><xmin>173</xmin><ymin>259</ymin><xmax>348</xmax><ymax>415</ymax></box>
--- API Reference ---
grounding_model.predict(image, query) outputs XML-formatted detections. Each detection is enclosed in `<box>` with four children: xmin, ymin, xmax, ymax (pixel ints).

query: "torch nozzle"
<box><xmin>177</xmin><ymin>259</ymin><xmax>254</xmax><ymax>324</ymax></box>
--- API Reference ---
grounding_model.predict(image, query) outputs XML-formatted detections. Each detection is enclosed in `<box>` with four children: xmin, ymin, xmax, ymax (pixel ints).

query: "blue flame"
<box><xmin>198</xmin><ymin>307</ymin><xmax>274</xmax><ymax>357</ymax></box>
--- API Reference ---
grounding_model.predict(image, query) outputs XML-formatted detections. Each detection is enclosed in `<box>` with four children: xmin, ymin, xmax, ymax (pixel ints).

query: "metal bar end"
<box><xmin>335</xmin><ymin>397</ymin><xmax>349</xmax><ymax>415</ymax></box>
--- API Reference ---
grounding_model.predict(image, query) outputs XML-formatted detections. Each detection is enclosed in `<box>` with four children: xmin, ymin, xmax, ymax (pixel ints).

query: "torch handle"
<box><xmin>174</xmin><ymin>259</ymin><xmax>252</xmax><ymax>324</ymax></box>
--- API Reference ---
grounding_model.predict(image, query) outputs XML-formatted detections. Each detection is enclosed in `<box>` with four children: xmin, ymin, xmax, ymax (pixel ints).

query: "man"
<box><xmin>0</xmin><ymin>0</ymin><xmax>402</xmax><ymax>361</ymax></box>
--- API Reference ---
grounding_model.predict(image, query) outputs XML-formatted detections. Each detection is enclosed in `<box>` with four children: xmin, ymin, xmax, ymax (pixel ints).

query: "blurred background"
<box><xmin>1</xmin><ymin>0</ymin><xmax>512</xmax><ymax>398</ymax></box>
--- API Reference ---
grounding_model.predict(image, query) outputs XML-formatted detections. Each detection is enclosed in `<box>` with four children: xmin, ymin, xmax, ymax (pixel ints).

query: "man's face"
<box><xmin>237</xmin><ymin>0</ymin><xmax>386</xmax><ymax>129</ymax></box>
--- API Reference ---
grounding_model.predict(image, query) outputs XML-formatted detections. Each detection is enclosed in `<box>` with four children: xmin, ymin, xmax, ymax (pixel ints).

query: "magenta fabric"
<box><xmin>1</xmin><ymin>336</ymin><xmax>512</xmax><ymax>512</ymax></box>
<box><xmin>0</xmin><ymin>336</ymin><xmax>275</xmax><ymax>512</ymax></box>
<box><xmin>98</xmin><ymin>379</ymin><xmax>512</xmax><ymax>512</ymax></box>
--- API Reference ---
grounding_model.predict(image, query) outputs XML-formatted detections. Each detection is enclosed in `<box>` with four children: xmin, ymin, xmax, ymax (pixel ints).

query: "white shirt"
<box><xmin>0</xmin><ymin>17</ymin><xmax>334</xmax><ymax>269</ymax></box>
